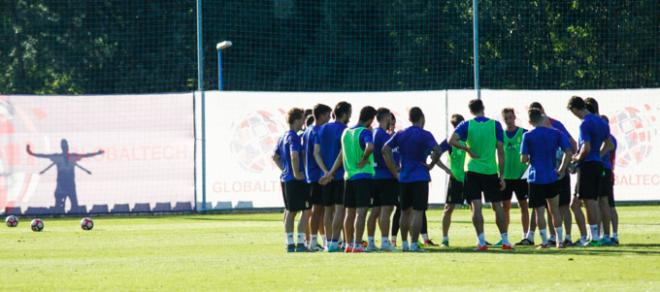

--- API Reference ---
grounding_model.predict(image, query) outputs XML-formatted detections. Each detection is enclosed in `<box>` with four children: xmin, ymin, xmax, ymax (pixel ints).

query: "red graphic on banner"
<box><xmin>609</xmin><ymin>105</ymin><xmax>658</xmax><ymax>168</ymax></box>
<box><xmin>230</xmin><ymin>109</ymin><xmax>288</xmax><ymax>174</ymax></box>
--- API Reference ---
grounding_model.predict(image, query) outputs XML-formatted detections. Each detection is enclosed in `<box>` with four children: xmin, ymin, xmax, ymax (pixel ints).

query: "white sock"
<box><xmin>402</xmin><ymin>241</ymin><xmax>409</xmax><ymax>250</ymax></box>
<box><xmin>368</xmin><ymin>236</ymin><xmax>375</xmax><ymax>246</ymax></box>
<box><xmin>311</xmin><ymin>235</ymin><xmax>318</xmax><ymax>246</ymax></box>
<box><xmin>477</xmin><ymin>233</ymin><xmax>486</xmax><ymax>246</ymax></box>
<box><xmin>501</xmin><ymin>233</ymin><xmax>510</xmax><ymax>245</ymax></box>
<box><xmin>422</xmin><ymin>233</ymin><xmax>429</xmax><ymax>242</ymax></box>
<box><xmin>297</xmin><ymin>233</ymin><xmax>305</xmax><ymax>245</ymax></box>
<box><xmin>526</xmin><ymin>231</ymin><xmax>534</xmax><ymax>241</ymax></box>
<box><xmin>321</xmin><ymin>235</ymin><xmax>327</xmax><ymax>246</ymax></box>
<box><xmin>286</xmin><ymin>233</ymin><xmax>294</xmax><ymax>245</ymax></box>
<box><xmin>590</xmin><ymin>225</ymin><xmax>601</xmax><ymax>241</ymax></box>
<box><xmin>556</xmin><ymin>227</ymin><xmax>564</xmax><ymax>243</ymax></box>
<box><xmin>443</xmin><ymin>236</ymin><xmax>449</xmax><ymax>242</ymax></box>
<box><xmin>540</xmin><ymin>229</ymin><xmax>548</xmax><ymax>244</ymax></box>
<box><xmin>565</xmin><ymin>234</ymin><xmax>572</xmax><ymax>242</ymax></box>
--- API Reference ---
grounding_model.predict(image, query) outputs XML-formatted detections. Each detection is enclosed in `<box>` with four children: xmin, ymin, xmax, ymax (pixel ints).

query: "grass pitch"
<box><xmin>1</xmin><ymin>205</ymin><xmax>659</xmax><ymax>291</ymax></box>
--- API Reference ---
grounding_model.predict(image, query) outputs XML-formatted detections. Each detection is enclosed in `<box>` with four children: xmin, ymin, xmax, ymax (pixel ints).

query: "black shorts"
<box><xmin>599</xmin><ymin>169</ymin><xmax>615</xmax><ymax>207</ymax></box>
<box><xmin>372</xmin><ymin>179</ymin><xmax>398</xmax><ymax>207</ymax></box>
<box><xmin>321</xmin><ymin>180</ymin><xmax>345</xmax><ymax>207</ymax></box>
<box><xmin>344</xmin><ymin>179</ymin><xmax>373</xmax><ymax>209</ymax></box>
<box><xmin>528</xmin><ymin>182</ymin><xmax>559</xmax><ymax>209</ymax></box>
<box><xmin>308</xmin><ymin>182</ymin><xmax>323</xmax><ymax>205</ymax></box>
<box><xmin>502</xmin><ymin>179</ymin><xmax>528</xmax><ymax>202</ymax></box>
<box><xmin>557</xmin><ymin>174</ymin><xmax>571</xmax><ymax>207</ymax></box>
<box><xmin>284</xmin><ymin>180</ymin><xmax>311</xmax><ymax>212</ymax></box>
<box><xmin>464</xmin><ymin>172</ymin><xmax>503</xmax><ymax>203</ymax></box>
<box><xmin>281</xmin><ymin>182</ymin><xmax>287</xmax><ymax>210</ymax></box>
<box><xmin>576</xmin><ymin>161</ymin><xmax>603</xmax><ymax>200</ymax></box>
<box><xmin>445</xmin><ymin>177</ymin><xmax>465</xmax><ymax>205</ymax></box>
<box><xmin>399</xmin><ymin>181</ymin><xmax>429</xmax><ymax>211</ymax></box>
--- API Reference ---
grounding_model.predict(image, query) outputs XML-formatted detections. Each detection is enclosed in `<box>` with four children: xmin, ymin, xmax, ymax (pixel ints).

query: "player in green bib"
<box><xmin>323</xmin><ymin>106</ymin><xmax>376</xmax><ymax>253</ymax></box>
<box><xmin>500</xmin><ymin>108</ymin><xmax>532</xmax><ymax>246</ymax></box>
<box><xmin>435</xmin><ymin>114</ymin><xmax>467</xmax><ymax>247</ymax></box>
<box><xmin>449</xmin><ymin>99</ymin><xmax>510</xmax><ymax>251</ymax></box>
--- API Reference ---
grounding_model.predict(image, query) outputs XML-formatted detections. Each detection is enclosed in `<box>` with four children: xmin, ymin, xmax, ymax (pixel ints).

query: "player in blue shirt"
<box><xmin>584</xmin><ymin>97</ymin><xmax>615</xmax><ymax>245</ymax></box>
<box><xmin>323</xmin><ymin>106</ymin><xmax>376</xmax><ymax>253</ymax></box>
<box><xmin>272</xmin><ymin>108</ymin><xmax>309</xmax><ymax>252</ymax></box>
<box><xmin>314</xmin><ymin>102</ymin><xmax>351</xmax><ymax>252</ymax></box>
<box><xmin>567</xmin><ymin>96</ymin><xmax>614</xmax><ymax>246</ymax></box>
<box><xmin>302</xmin><ymin>103</ymin><xmax>332</xmax><ymax>251</ymax></box>
<box><xmin>364</xmin><ymin>107</ymin><xmax>398</xmax><ymax>251</ymax></box>
<box><xmin>449</xmin><ymin>99</ymin><xmax>510</xmax><ymax>251</ymax></box>
<box><xmin>521</xmin><ymin>108</ymin><xmax>573</xmax><ymax>248</ymax></box>
<box><xmin>382</xmin><ymin>107</ymin><xmax>441</xmax><ymax>252</ymax></box>
<box><xmin>529</xmin><ymin>101</ymin><xmax>580</xmax><ymax>247</ymax></box>
<box><xmin>599</xmin><ymin>114</ymin><xmax>619</xmax><ymax>245</ymax></box>
<box><xmin>586</xmin><ymin>97</ymin><xmax>617</xmax><ymax>246</ymax></box>
<box><xmin>386</xmin><ymin>115</ymin><xmax>435</xmax><ymax>248</ymax></box>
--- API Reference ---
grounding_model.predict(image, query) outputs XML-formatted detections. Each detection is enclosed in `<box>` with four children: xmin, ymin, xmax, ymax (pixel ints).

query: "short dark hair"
<box><xmin>468</xmin><ymin>99</ymin><xmax>484</xmax><ymax>114</ymax></box>
<box><xmin>585</xmin><ymin>97</ymin><xmax>599</xmax><ymax>114</ymax></box>
<box><xmin>528</xmin><ymin>108</ymin><xmax>543</xmax><ymax>124</ymax></box>
<box><xmin>391</xmin><ymin>113</ymin><xmax>396</xmax><ymax>122</ymax></box>
<box><xmin>501</xmin><ymin>107</ymin><xmax>515</xmax><ymax>116</ymax></box>
<box><xmin>359</xmin><ymin>106</ymin><xmax>377</xmax><ymax>123</ymax></box>
<box><xmin>529</xmin><ymin>102</ymin><xmax>544</xmax><ymax>111</ymax></box>
<box><xmin>567</xmin><ymin>96</ymin><xmax>586</xmax><ymax>111</ymax></box>
<box><xmin>601</xmin><ymin>115</ymin><xmax>609</xmax><ymax>124</ymax></box>
<box><xmin>305</xmin><ymin>115</ymin><xmax>315</xmax><ymax>127</ymax></box>
<box><xmin>409</xmin><ymin>107</ymin><xmax>424</xmax><ymax>123</ymax></box>
<box><xmin>334</xmin><ymin>101</ymin><xmax>352</xmax><ymax>119</ymax></box>
<box><xmin>450</xmin><ymin>114</ymin><xmax>465</xmax><ymax>128</ymax></box>
<box><xmin>376</xmin><ymin>107</ymin><xmax>391</xmax><ymax>122</ymax></box>
<box><xmin>313</xmin><ymin>103</ymin><xmax>332</xmax><ymax>120</ymax></box>
<box><xmin>287</xmin><ymin>107</ymin><xmax>305</xmax><ymax>125</ymax></box>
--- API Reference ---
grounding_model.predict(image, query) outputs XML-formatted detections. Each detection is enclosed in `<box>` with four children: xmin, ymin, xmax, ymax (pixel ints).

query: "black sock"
<box><xmin>391</xmin><ymin>207</ymin><xmax>400</xmax><ymax>237</ymax></box>
<box><xmin>421</xmin><ymin>211</ymin><xmax>428</xmax><ymax>234</ymax></box>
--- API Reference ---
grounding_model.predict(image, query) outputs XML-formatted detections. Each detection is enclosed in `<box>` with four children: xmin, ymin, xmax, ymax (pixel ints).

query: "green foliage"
<box><xmin>0</xmin><ymin>0</ymin><xmax>657</xmax><ymax>94</ymax></box>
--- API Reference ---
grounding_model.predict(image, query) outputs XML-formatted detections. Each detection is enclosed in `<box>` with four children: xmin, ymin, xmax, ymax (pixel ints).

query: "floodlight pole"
<box><xmin>196</xmin><ymin>0</ymin><xmax>207</xmax><ymax>212</ymax></box>
<box><xmin>217</xmin><ymin>41</ymin><xmax>232</xmax><ymax>90</ymax></box>
<box><xmin>473</xmin><ymin>0</ymin><xmax>481</xmax><ymax>100</ymax></box>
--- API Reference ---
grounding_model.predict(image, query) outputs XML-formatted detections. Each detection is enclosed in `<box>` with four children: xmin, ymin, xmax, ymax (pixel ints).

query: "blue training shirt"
<box><xmin>277</xmin><ymin>130</ymin><xmax>303</xmax><ymax>182</ymax></box>
<box><xmin>315</xmin><ymin>121</ymin><xmax>347</xmax><ymax>180</ymax></box>
<box><xmin>521</xmin><ymin>127</ymin><xmax>571</xmax><ymax>184</ymax></box>
<box><xmin>302</xmin><ymin>125</ymin><xmax>322</xmax><ymax>183</ymax></box>
<box><xmin>438</xmin><ymin>139</ymin><xmax>451</xmax><ymax>154</ymax></box>
<box><xmin>373</xmin><ymin>127</ymin><xmax>394</xmax><ymax>180</ymax></box>
<box><xmin>384</xmin><ymin>126</ymin><xmax>437</xmax><ymax>183</ymax></box>
<box><xmin>549</xmin><ymin>118</ymin><xmax>574</xmax><ymax>144</ymax></box>
<box><xmin>578</xmin><ymin>113</ymin><xmax>611</xmax><ymax>163</ymax></box>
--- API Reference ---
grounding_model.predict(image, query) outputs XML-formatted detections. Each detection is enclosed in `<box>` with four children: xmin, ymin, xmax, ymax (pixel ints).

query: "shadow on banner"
<box><xmin>0</xmin><ymin>94</ymin><xmax>195</xmax><ymax>216</ymax></box>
